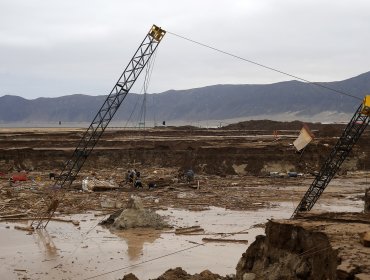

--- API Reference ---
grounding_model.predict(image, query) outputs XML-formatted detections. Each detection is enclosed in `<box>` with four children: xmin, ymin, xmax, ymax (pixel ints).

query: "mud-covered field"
<box><xmin>0</xmin><ymin>122</ymin><xmax>369</xmax><ymax>279</ymax></box>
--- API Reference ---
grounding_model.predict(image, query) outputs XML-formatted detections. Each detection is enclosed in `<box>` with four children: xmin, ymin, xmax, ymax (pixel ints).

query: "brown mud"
<box><xmin>0</xmin><ymin>123</ymin><xmax>369</xmax><ymax>176</ymax></box>
<box><xmin>0</xmin><ymin>122</ymin><xmax>369</xmax><ymax>279</ymax></box>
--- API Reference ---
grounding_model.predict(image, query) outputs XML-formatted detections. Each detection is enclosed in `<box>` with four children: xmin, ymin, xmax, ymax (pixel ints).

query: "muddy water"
<box><xmin>0</xmin><ymin>199</ymin><xmax>364</xmax><ymax>280</ymax></box>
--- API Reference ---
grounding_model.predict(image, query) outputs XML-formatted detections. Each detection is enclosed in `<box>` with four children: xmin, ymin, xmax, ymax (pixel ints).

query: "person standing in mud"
<box><xmin>125</xmin><ymin>170</ymin><xmax>131</xmax><ymax>184</ymax></box>
<box><xmin>185</xmin><ymin>169</ymin><xmax>194</xmax><ymax>183</ymax></box>
<box><xmin>134</xmin><ymin>172</ymin><xmax>143</xmax><ymax>188</ymax></box>
<box><xmin>128</xmin><ymin>169</ymin><xmax>136</xmax><ymax>184</ymax></box>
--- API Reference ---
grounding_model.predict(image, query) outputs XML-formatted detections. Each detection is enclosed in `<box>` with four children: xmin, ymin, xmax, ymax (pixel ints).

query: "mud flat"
<box><xmin>0</xmin><ymin>205</ymin><xmax>291</xmax><ymax>279</ymax></box>
<box><xmin>0</xmin><ymin>124</ymin><xmax>369</xmax><ymax>279</ymax></box>
<box><xmin>0</xmin><ymin>198</ymin><xmax>366</xmax><ymax>280</ymax></box>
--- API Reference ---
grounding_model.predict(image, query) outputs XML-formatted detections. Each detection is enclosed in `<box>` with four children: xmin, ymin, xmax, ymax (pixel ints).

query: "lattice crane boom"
<box><xmin>32</xmin><ymin>25</ymin><xmax>165</xmax><ymax>229</ymax></box>
<box><xmin>292</xmin><ymin>95</ymin><xmax>370</xmax><ymax>218</ymax></box>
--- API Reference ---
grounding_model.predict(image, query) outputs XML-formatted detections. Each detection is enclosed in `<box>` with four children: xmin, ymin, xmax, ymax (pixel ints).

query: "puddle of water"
<box><xmin>0</xmin><ymin>197</ymin><xmax>364</xmax><ymax>280</ymax></box>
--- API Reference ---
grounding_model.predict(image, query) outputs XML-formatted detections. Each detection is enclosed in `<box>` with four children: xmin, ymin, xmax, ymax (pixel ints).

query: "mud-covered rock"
<box><xmin>113</xmin><ymin>207</ymin><xmax>168</xmax><ymax>229</ymax></box>
<box><xmin>122</xmin><ymin>267</ymin><xmax>233</xmax><ymax>280</ymax></box>
<box><xmin>153</xmin><ymin>267</ymin><xmax>190</xmax><ymax>280</ymax></box>
<box><xmin>102</xmin><ymin>196</ymin><xmax>169</xmax><ymax>230</ymax></box>
<box><xmin>121</xmin><ymin>273</ymin><xmax>139</xmax><ymax>280</ymax></box>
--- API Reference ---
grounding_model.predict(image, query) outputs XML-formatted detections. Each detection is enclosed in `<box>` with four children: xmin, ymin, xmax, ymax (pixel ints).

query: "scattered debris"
<box><xmin>293</xmin><ymin>124</ymin><xmax>314</xmax><ymax>152</ymax></box>
<box><xmin>11</xmin><ymin>173</ymin><xmax>28</xmax><ymax>182</ymax></box>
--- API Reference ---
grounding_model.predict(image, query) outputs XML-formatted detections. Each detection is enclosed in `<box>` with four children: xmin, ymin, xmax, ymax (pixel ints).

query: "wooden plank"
<box><xmin>175</xmin><ymin>226</ymin><xmax>204</xmax><ymax>235</ymax></box>
<box><xmin>14</xmin><ymin>225</ymin><xmax>34</xmax><ymax>232</ymax></box>
<box><xmin>1</xmin><ymin>217</ymin><xmax>79</xmax><ymax>225</ymax></box>
<box><xmin>202</xmin><ymin>238</ymin><xmax>248</xmax><ymax>244</ymax></box>
<box><xmin>0</xmin><ymin>213</ymin><xmax>27</xmax><ymax>219</ymax></box>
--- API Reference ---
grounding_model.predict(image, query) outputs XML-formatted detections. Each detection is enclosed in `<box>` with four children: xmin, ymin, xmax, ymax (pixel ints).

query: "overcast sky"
<box><xmin>1</xmin><ymin>0</ymin><xmax>370</xmax><ymax>99</ymax></box>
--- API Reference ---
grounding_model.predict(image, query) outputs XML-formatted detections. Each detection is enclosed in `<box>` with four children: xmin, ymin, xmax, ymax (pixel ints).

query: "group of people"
<box><xmin>126</xmin><ymin>169</ymin><xmax>157</xmax><ymax>189</ymax></box>
<box><xmin>125</xmin><ymin>168</ymin><xmax>195</xmax><ymax>190</ymax></box>
<box><xmin>126</xmin><ymin>169</ymin><xmax>142</xmax><ymax>188</ymax></box>
<box><xmin>177</xmin><ymin>169</ymin><xmax>194</xmax><ymax>183</ymax></box>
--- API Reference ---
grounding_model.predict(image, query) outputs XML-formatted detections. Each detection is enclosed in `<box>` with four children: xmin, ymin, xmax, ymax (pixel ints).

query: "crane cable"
<box><xmin>124</xmin><ymin>49</ymin><xmax>158</xmax><ymax>128</ymax></box>
<box><xmin>167</xmin><ymin>31</ymin><xmax>362</xmax><ymax>101</ymax></box>
<box><xmin>124</xmin><ymin>53</ymin><xmax>156</xmax><ymax>128</ymax></box>
<box><xmin>138</xmin><ymin>48</ymin><xmax>159</xmax><ymax>127</ymax></box>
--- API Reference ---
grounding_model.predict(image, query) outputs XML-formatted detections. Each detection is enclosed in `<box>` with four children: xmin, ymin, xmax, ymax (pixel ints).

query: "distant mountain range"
<box><xmin>1</xmin><ymin>71</ymin><xmax>370</xmax><ymax>125</ymax></box>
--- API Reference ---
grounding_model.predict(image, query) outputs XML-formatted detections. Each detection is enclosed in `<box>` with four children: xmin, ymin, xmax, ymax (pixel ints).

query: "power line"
<box><xmin>83</xmin><ymin>226</ymin><xmax>252</xmax><ymax>280</ymax></box>
<box><xmin>82</xmin><ymin>243</ymin><xmax>203</xmax><ymax>280</ymax></box>
<box><xmin>82</xmin><ymin>219</ymin><xmax>332</xmax><ymax>280</ymax></box>
<box><xmin>167</xmin><ymin>31</ymin><xmax>362</xmax><ymax>101</ymax></box>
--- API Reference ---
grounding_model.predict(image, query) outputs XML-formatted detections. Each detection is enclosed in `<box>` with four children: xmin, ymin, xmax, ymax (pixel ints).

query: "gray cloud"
<box><xmin>1</xmin><ymin>0</ymin><xmax>370</xmax><ymax>99</ymax></box>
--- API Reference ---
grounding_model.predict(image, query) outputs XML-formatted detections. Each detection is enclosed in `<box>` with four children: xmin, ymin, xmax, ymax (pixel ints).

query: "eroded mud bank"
<box><xmin>236</xmin><ymin>213</ymin><xmax>370</xmax><ymax>280</ymax></box>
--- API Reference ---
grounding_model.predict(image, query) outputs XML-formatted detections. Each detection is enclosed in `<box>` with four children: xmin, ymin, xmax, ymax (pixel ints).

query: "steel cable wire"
<box><xmin>167</xmin><ymin>31</ymin><xmax>362</xmax><ymax>101</ymax></box>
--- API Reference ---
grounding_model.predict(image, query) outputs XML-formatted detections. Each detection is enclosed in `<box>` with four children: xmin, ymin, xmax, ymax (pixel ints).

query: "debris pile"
<box><xmin>103</xmin><ymin>196</ymin><xmax>169</xmax><ymax>230</ymax></box>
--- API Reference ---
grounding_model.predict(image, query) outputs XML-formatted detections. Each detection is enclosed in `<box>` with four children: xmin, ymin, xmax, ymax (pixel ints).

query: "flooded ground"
<box><xmin>0</xmin><ymin>195</ymin><xmax>364</xmax><ymax>280</ymax></box>
<box><xmin>0</xmin><ymin>125</ymin><xmax>369</xmax><ymax>279</ymax></box>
